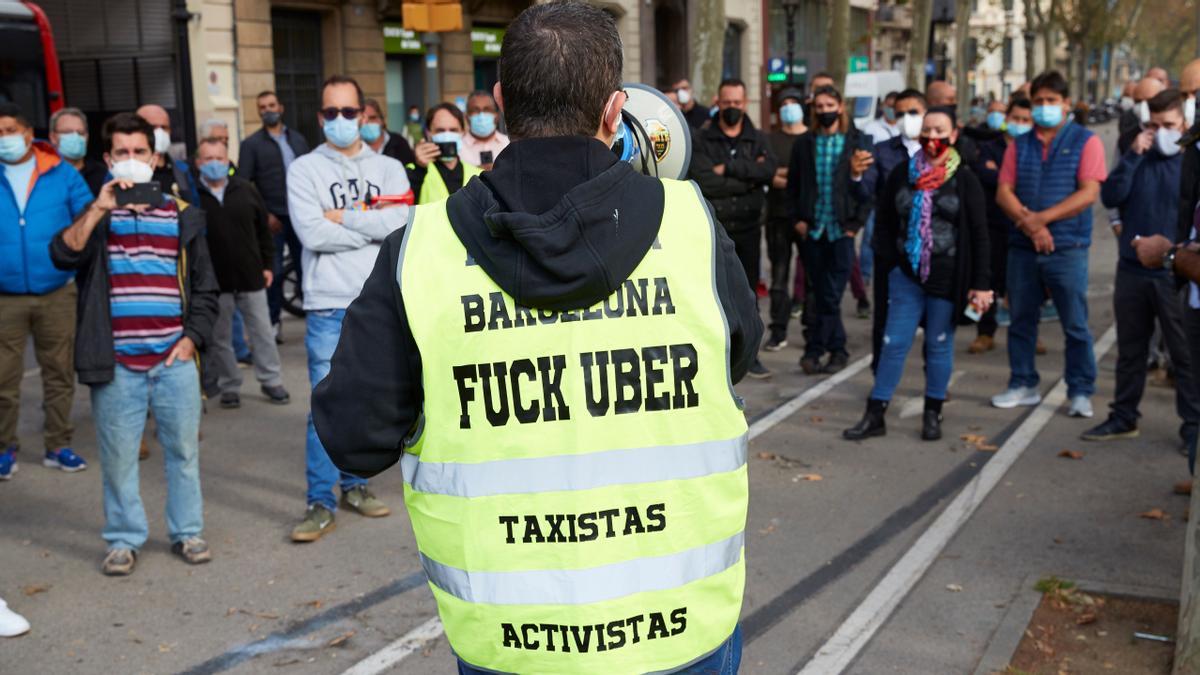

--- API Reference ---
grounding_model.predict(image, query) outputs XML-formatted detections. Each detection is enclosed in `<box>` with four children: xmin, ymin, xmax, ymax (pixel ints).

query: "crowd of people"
<box><xmin>2</xmin><ymin>35</ymin><xmax>1200</xmax><ymax>647</ymax></box>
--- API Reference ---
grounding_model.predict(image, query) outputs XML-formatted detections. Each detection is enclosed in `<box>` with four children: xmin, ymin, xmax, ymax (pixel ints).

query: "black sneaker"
<box><xmin>763</xmin><ymin>336</ymin><xmax>788</xmax><ymax>352</ymax></box>
<box><xmin>1080</xmin><ymin>416</ymin><xmax>1139</xmax><ymax>442</ymax></box>
<box><xmin>236</xmin><ymin>353</ymin><xmax>254</xmax><ymax>368</ymax></box>
<box><xmin>856</xmin><ymin>299</ymin><xmax>871</xmax><ymax>319</ymax></box>
<box><xmin>800</xmin><ymin>355</ymin><xmax>821</xmax><ymax>375</ymax></box>
<box><xmin>262</xmin><ymin>385</ymin><xmax>291</xmax><ymax>405</ymax></box>
<box><xmin>746</xmin><ymin>360</ymin><xmax>771</xmax><ymax>380</ymax></box>
<box><xmin>219</xmin><ymin>392</ymin><xmax>240</xmax><ymax>409</ymax></box>
<box><xmin>821</xmin><ymin>353</ymin><xmax>849</xmax><ymax>374</ymax></box>
<box><xmin>790</xmin><ymin>301</ymin><xmax>804</xmax><ymax>319</ymax></box>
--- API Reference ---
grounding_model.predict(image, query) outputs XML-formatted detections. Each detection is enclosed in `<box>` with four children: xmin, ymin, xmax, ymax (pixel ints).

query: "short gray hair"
<box><xmin>49</xmin><ymin>107</ymin><xmax>87</xmax><ymax>133</ymax></box>
<box><xmin>199</xmin><ymin>118</ymin><xmax>229</xmax><ymax>139</ymax></box>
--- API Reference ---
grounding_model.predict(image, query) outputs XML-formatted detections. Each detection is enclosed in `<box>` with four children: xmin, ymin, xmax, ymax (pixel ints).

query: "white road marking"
<box><xmin>341</xmin><ymin>355</ymin><xmax>873</xmax><ymax>674</ymax></box>
<box><xmin>898</xmin><ymin>370</ymin><xmax>965</xmax><ymax>420</ymax></box>
<box><xmin>797</xmin><ymin>324</ymin><xmax>1117</xmax><ymax>675</ymax></box>
<box><xmin>341</xmin><ymin>616</ymin><xmax>444</xmax><ymax>675</ymax></box>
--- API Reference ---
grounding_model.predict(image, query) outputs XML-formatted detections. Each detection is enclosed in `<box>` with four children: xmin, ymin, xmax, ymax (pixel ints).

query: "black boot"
<box><xmin>844</xmin><ymin>399</ymin><xmax>888</xmax><ymax>440</ymax></box>
<box><xmin>922</xmin><ymin>397</ymin><xmax>944</xmax><ymax>441</ymax></box>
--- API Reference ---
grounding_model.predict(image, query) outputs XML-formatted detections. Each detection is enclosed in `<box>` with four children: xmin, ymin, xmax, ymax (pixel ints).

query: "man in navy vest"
<box><xmin>993</xmin><ymin>70</ymin><xmax>1108</xmax><ymax>418</ymax></box>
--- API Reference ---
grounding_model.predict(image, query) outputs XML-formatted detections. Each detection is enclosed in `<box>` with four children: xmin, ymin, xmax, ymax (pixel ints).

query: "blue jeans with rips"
<box><xmin>90</xmin><ymin>359</ymin><xmax>203</xmax><ymax>551</ymax></box>
<box><xmin>870</xmin><ymin>268</ymin><xmax>957</xmax><ymax>402</ymax></box>
<box><xmin>305</xmin><ymin>309</ymin><xmax>367</xmax><ymax>510</ymax></box>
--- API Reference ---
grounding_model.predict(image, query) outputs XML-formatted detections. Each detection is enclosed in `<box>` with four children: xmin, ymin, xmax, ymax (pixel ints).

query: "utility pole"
<box><xmin>908</xmin><ymin>0</ymin><xmax>934</xmax><ymax>89</ymax></box>
<box><xmin>827</xmin><ymin>0</ymin><xmax>850</xmax><ymax>88</ymax></box>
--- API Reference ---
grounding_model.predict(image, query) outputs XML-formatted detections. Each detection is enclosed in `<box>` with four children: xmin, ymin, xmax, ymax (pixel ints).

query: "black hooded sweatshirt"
<box><xmin>313</xmin><ymin>136</ymin><xmax>762</xmax><ymax>478</ymax></box>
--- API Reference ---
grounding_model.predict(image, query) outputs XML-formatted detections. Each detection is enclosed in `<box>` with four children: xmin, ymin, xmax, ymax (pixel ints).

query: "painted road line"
<box><xmin>341</xmin><ymin>355</ymin><xmax>873</xmax><ymax>675</ymax></box>
<box><xmin>341</xmin><ymin>616</ymin><xmax>445</xmax><ymax>675</ymax></box>
<box><xmin>797</xmin><ymin>324</ymin><xmax>1117</xmax><ymax>675</ymax></box>
<box><xmin>898</xmin><ymin>370</ymin><xmax>964</xmax><ymax>420</ymax></box>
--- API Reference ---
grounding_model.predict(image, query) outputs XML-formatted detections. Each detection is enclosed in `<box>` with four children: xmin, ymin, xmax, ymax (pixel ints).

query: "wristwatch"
<box><xmin>1163</xmin><ymin>245</ymin><xmax>1179</xmax><ymax>274</ymax></box>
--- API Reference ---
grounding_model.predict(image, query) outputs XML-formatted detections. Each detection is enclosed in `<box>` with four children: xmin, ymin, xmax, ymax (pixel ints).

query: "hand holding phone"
<box><xmin>114</xmin><ymin>182</ymin><xmax>162</xmax><ymax>207</ymax></box>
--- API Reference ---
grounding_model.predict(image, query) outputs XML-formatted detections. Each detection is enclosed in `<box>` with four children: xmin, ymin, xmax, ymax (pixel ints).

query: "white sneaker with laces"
<box><xmin>1067</xmin><ymin>395</ymin><xmax>1094</xmax><ymax>418</ymax></box>
<box><xmin>0</xmin><ymin>598</ymin><xmax>30</xmax><ymax>637</ymax></box>
<box><xmin>990</xmin><ymin>386</ymin><xmax>1041</xmax><ymax>409</ymax></box>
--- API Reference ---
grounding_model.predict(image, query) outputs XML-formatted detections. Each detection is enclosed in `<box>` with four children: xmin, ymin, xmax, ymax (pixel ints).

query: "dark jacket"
<box><xmin>689</xmin><ymin>118</ymin><xmax>777</xmax><ymax>228</ymax></box>
<box><xmin>80</xmin><ymin>158</ymin><xmax>109</xmax><ymax>197</ymax></box>
<box><xmin>787</xmin><ymin>125</ymin><xmax>873</xmax><ymax>234</ymax></box>
<box><xmin>239</xmin><ymin>126</ymin><xmax>311</xmax><ymax>217</ymax></box>
<box><xmin>971</xmin><ymin>134</ymin><xmax>1011</xmax><ymax>230</ymax></box>
<box><xmin>1180</xmin><ymin>122</ymin><xmax>1200</xmax><ymax>244</ymax></box>
<box><xmin>198</xmin><ymin>176</ymin><xmax>275</xmax><ymax>292</ymax></box>
<box><xmin>152</xmin><ymin>157</ymin><xmax>201</xmax><ymax>205</ymax></box>
<box><xmin>858</xmin><ymin>135</ymin><xmax>913</xmax><ymax>201</ymax></box>
<box><xmin>876</xmin><ymin>163</ymin><xmax>990</xmax><ymax>315</ymax></box>
<box><xmin>49</xmin><ymin>198</ymin><xmax>220</xmax><ymax>385</ymax></box>
<box><xmin>682</xmin><ymin>104</ymin><xmax>713</xmax><ymax>130</ymax></box>
<box><xmin>312</xmin><ymin>136</ymin><xmax>763</xmax><ymax>478</ymax></box>
<box><xmin>1101</xmin><ymin>146</ymin><xmax>1181</xmax><ymax>277</ymax></box>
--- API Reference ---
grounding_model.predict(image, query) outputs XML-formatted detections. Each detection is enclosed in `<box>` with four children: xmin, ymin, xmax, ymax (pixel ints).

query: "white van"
<box><xmin>844</xmin><ymin>71</ymin><xmax>908</xmax><ymax>130</ymax></box>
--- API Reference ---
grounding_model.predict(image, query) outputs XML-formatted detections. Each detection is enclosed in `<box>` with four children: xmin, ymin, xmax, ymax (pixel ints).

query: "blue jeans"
<box><xmin>870</xmin><ymin>268</ymin><xmax>957</xmax><ymax>401</ymax></box>
<box><xmin>456</xmin><ymin>625</ymin><xmax>742</xmax><ymax>674</ymax></box>
<box><xmin>1006</xmin><ymin>247</ymin><xmax>1096</xmax><ymax>397</ymax></box>
<box><xmin>231</xmin><ymin>308</ymin><xmax>251</xmax><ymax>360</ymax></box>
<box><xmin>860</xmin><ymin>211</ymin><xmax>876</xmax><ymax>282</ymax></box>
<box><xmin>90</xmin><ymin>360</ymin><xmax>203</xmax><ymax>550</ymax></box>
<box><xmin>305</xmin><ymin>309</ymin><xmax>367</xmax><ymax>510</ymax></box>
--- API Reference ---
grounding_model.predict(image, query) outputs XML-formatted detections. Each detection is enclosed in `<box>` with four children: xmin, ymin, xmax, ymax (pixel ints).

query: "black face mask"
<box><xmin>261</xmin><ymin>111</ymin><xmax>282</xmax><ymax>127</ymax></box>
<box><xmin>720</xmin><ymin>107</ymin><xmax>743</xmax><ymax>127</ymax></box>
<box><xmin>816</xmin><ymin>111</ymin><xmax>840</xmax><ymax>129</ymax></box>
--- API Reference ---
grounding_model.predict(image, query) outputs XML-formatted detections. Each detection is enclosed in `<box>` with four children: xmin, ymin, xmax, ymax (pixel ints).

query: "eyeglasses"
<box><xmin>320</xmin><ymin>107</ymin><xmax>361</xmax><ymax>121</ymax></box>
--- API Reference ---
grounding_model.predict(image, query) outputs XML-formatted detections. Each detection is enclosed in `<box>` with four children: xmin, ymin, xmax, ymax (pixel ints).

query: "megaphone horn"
<box><xmin>612</xmin><ymin>83</ymin><xmax>693</xmax><ymax>181</ymax></box>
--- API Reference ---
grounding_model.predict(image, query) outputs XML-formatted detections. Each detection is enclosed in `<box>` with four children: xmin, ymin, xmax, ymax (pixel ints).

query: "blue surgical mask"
<box><xmin>56</xmin><ymin>132</ymin><xmax>87</xmax><ymax>160</ymax></box>
<box><xmin>883</xmin><ymin>107</ymin><xmax>897</xmax><ymax>122</ymax></box>
<box><xmin>780</xmin><ymin>103</ymin><xmax>803</xmax><ymax>125</ymax></box>
<box><xmin>323</xmin><ymin>116</ymin><xmax>360</xmax><ymax>148</ymax></box>
<box><xmin>360</xmin><ymin>123</ymin><xmax>382</xmax><ymax>143</ymax></box>
<box><xmin>0</xmin><ymin>134</ymin><xmax>29</xmax><ymax>163</ymax></box>
<box><xmin>1007</xmin><ymin>122</ymin><xmax>1033</xmax><ymax>137</ymax></box>
<box><xmin>430</xmin><ymin>131</ymin><xmax>463</xmax><ymax>163</ymax></box>
<box><xmin>469</xmin><ymin>112</ymin><xmax>496</xmax><ymax>138</ymax></box>
<box><xmin>986</xmin><ymin>111</ymin><xmax>1005</xmax><ymax>131</ymax></box>
<box><xmin>1032</xmin><ymin>104</ymin><xmax>1064</xmax><ymax>128</ymax></box>
<box><xmin>408</xmin><ymin>112</ymin><xmax>420</xmax><ymax>123</ymax></box>
<box><xmin>199</xmin><ymin>160</ymin><xmax>230</xmax><ymax>181</ymax></box>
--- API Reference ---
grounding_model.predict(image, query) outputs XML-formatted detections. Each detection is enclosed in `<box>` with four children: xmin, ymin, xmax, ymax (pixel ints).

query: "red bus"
<box><xmin>0</xmin><ymin>0</ymin><xmax>63</xmax><ymax>136</ymax></box>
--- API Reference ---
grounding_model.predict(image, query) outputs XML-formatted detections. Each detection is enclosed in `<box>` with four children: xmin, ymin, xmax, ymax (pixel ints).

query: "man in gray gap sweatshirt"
<box><xmin>285</xmin><ymin>75</ymin><xmax>411</xmax><ymax>542</ymax></box>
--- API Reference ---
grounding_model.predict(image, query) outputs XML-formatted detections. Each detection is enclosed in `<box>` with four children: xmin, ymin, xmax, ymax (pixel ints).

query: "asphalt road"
<box><xmin>4</xmin><ymin>121</ymin><xmax>1190</xmax><ymax>675</ymax></box>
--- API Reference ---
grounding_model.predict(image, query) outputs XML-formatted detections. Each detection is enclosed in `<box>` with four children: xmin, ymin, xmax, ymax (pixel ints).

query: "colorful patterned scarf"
<box><xmin>905</xmin><ymin>147</ymin><xmax>960</xmax><ymax>281</ymax></box>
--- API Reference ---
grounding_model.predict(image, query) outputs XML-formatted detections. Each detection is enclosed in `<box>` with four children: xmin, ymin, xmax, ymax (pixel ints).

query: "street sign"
<box><xmin>848</xmin><ymin>56</ymin><xmax>868</xmax><ymax>73</ymax></box>
<box><xmin>766</xmin><ymin>57</ymin><xmax>808</xmax><ymax>83</ymax></box>
<box><xmin>383</xmin><ymin>24</ymin><xmax>425</xmax><ymax>55</ymax></box>
<box><xmin>471</xmin><ymin>27</ymin><xmax>504</xmax><ymax>57</ymax></box>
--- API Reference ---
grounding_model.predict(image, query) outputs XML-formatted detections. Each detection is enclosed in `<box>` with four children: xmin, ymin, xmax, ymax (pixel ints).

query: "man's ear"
<box><xmin>493</xmin><ymin>83</ymin><xmax>504</xmax><ymax>113</ymax></box>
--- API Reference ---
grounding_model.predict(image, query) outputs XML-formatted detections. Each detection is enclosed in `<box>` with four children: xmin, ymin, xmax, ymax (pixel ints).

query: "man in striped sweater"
<box><xmin>51</xmin><ymin>112</ymin><xmax>220</xmax><ymax>577</ymax></box>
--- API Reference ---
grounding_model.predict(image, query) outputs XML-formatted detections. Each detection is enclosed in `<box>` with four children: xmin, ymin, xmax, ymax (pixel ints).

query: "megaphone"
<box><xmin>612</xmin><ymin>83</ymin><xmax>693</xmax><ymax>180</ymax></box>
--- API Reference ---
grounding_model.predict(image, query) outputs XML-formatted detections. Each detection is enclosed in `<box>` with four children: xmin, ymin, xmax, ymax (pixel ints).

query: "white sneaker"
<box><xmin>991</xmin><ymin>386</ymin><xmax>1042</xmax><ymax>409</ymax></box>
<box><xmin>0</xmin><ymin>598</ymin><xmax>30</xmax><ymax>637</ymax></box>
<box><xmin>1067</xmin><ymin>395</ymin><xmax>1094</xmax><ymax>418</ymax></box>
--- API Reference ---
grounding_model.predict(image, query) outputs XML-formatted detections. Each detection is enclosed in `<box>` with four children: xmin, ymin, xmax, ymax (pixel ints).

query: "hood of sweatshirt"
<box><xmin>446</xmin><ymin>136</ymin><xmax>666</xmax><ymax>312</ymax></box>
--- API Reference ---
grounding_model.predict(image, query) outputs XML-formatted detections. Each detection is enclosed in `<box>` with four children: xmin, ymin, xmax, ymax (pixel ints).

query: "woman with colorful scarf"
<box><xmin>845</xmin><ymin>107</ymin><xmax>993</xmax><ymax>441</ymax></box>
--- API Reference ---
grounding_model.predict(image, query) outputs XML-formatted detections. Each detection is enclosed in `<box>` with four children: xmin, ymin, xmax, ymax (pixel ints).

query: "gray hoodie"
<box><xmin>287</xmin><ymin>142</ymin><xmax>411</xmax><ymax>310</ymax></box>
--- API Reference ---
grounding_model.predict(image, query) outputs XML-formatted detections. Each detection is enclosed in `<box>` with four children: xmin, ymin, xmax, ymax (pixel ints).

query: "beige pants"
<box><xmin>0</xmin><ymin>284</ymin><xmax>77</xmax><ymax>451</ymax></box>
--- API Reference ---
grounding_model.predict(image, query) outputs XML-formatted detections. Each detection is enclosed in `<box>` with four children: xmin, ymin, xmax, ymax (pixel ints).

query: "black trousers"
<box><xmin>1111</xmin><ymin>269</ymin><xmax>1200</xmax><ymax>443</ymax></box>
<box><xmin>1183</xmin><ymin>304</ymin><xmax>1200</xmax><ymax>470</ymax></box>
<box><xmin>726</xmin><ymin>222</ymin><xmax>761</xmax><ymax>290</ymax></box>
<box><xmin>803</xmin><ymin>236</ymin><xmax>853</xmax><ymax>359</ymax></box>
<box><xmin>766</xmin><ymin>217</ymin><xmax>803</xmax><ymax>339</ymax></box>
<box><xmin>978</xmin><ymin>225</ymin><xmax>1010</xmax><ymax>337</ymax></box>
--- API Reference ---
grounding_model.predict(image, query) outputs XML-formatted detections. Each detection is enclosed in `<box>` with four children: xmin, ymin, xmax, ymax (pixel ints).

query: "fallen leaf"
<box><xmin>158</xmin><ymin>643</ymin><xmax>173</xmax><ymax>653</ymax></box>
<box><xmin>1076</xmin><ymin>610</ymin><xmax>1097</xmax><ymax>625</ymax></box>
<box><xmin>792</xmin><ymin>473</ymin><xmax>823</xmax><ymax>482</ymax></box>
<box><xmin>254</xmin><ymin>611</ymin><xmax>280</xmax><ymax>620</ymax></box>
<box><xmin>1140</xmin><ymin>508</ymin><xmax>1170</xmax><ymax>520</ymax></box>
<box><xmin>1176</xmin><ymin>480</ymin><xmax>1192</xmax><ymax>495</ymax></box>
<box><xmin>960</xmin><ymin>434</ymin><xmax>986</xmax><ymax>444</ymax></box>
<box><xmin>327</xmin><ymin>630</ymin><xmax>355</xmax><ymax>648</ymax></box>
<box><xmin>809</xmin><ymin>416</ymin><xmax>823</xmax><ymax>424</ymax></box>
<box><xmin>22</xmin><ymin>584</ymin><xmax>50</xmax><ymax>596</ymax></box>
<box><xmin>977</xmin><ymin>444</ymin><xmax>999</xmax><ymax>452</ymax></box>
<box><xmin>946</xmin><ymin>583</ymin><xmax>963</xmax><ymax>592</ymax></box>
<box><xmin>1058</xmin><ymin>449</ymin><xmax>1085</xmax><ymax>460</ymax></box>
<box><xmin>299</xmin><ymin>600</ymin><xmax>324</xmax><ymax>610</ymax></box>
<box><xmin>755</xmin><ymin>451</ymin><xmax>776</xmax><ymax>461</ymax></box>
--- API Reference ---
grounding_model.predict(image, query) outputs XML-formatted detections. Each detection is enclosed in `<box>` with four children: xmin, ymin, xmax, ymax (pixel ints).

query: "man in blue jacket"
<box><xmin>0</xmin><ymin>103</ymin><xmax>93</xmax><ymax>479</ymax></box>
<box><xmin>1083</xmin><ymin>89</ymin><xmax>1198</xmax><ymax>456</ymax></box>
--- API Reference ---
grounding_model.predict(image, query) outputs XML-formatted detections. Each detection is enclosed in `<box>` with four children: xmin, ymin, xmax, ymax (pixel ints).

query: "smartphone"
<box><xmin>436</xmin><ymin>142</ymin><xmax>458</xmax><ymax>159</ymax></box>
<box><xmin>479</xmin><ymin>150</ymin><xmax>494</xmax><ymax>166</ymax></box>
<box><xmin>963</xmin><ymin>304</ymin><xmax>982</xmax><ymax>323</ymax></box>
<box><xmin>115</xmin><ymin>182</ymin><xmax>162</xmax><ymax>206</ymax></box>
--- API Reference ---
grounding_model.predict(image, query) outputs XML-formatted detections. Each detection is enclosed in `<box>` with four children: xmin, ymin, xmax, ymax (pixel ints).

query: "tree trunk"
<box><xmin>827</xmin><ymin>0</ymin><xmax>850</xmax><ymax>88</ymax></box>
<box><xmin>1075</xmin><ymin>42</ymin><xmax>1088</xmax><ymax>102</ymax></box>
<box><xmin>1104</xmin><ymin>43</ymin><xmax>1116</xmax><ymax>101</ymax></box>
<box><xmin>908</xmin><ymin>0</ymin><xmax>934</xmax><ymax>89</ymax></box>
<box><xmin>1042</xmin><ymin>26</ymin><xmax>1056</xmax><ymax>77</ymax></box>
<box><xmin>690</xmin><ymin>0</ymin><xmax>726</xmax><ymax>106</ymax></box>
<box><xmin>1175</xmin><ymin>473</ymin><xmax>1200</xmax><ymax>674</ymax></box>
<box><xmin>954</xmin><ymin>0</ymin><xmax>971</xmax><ymax>120</ymax></box>
<box><xmin>1024</xmin><ymin>0</ymin><xmax>1038</xmax><ymax>82</ymax></box>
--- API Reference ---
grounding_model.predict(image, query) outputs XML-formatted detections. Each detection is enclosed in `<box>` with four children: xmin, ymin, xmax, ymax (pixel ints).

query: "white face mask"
<box><xmin>1186</xmin><ymin>96</ymin><xmax>1196</xmax><ymax>128</ymax></box>
<box><xmin>153</xmin><ymin>128</ymin><xmax>171</xmax><ymax>155</ymax></box>
<box><xmin>1156</xmin><ymin>127</ymin><xmax>1183</xmax><ymax>156</ymax></box>
<box><xmin>676</xmin><ymin>88</ymin><xmax>692</xmax><ymax>106</ymax></box>
<box><xmin>900</xmin><ymin>112</ymin><xmax>924</xmax><ymax>140</ymax></box>
<box><xmin>109</xmin><ymin>158</ymin><xmax>155</xmax><ymax>184</ymax></box>
<box><xmin>1137</xmin><ymin>100</ymin><xmax>1151</xmax><ymax>125</ymax></box>
<box><xmin>1119</xmin><ymin>96</ymin><xmax>1134</xmax><ymax>111</ymax></box>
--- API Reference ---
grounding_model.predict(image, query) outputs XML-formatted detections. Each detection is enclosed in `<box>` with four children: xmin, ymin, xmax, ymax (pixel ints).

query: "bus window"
<box><xmin>0</xmin><ymin>19</ymin><xmax>49</xmax><ymax>135</ymax></box>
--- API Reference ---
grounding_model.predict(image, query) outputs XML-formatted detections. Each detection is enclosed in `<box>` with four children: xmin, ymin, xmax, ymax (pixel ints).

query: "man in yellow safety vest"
<box><xmin>312</xmin><ymin>2</ymin><xmax>763</xmax><ymax>671</ymax></box>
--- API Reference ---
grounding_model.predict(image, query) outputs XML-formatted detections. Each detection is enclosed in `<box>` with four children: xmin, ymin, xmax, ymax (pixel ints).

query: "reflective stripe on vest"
<box><xmin>397</xmin><ymin>178</ymin><xmax>749</xmax><ymax>674</ymax></box>
<box><xmin>418</xmin><ymin>160</ymin><xmax>483</xmax><ymax>204</ymax></box>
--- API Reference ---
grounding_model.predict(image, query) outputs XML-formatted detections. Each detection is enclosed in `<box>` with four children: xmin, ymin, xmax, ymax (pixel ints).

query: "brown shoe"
<box><xmin>138</xmin><ymin>436</ymin><xmax>150</xmax><ymax>461</ymax></box>
<box><xmin>968</xmin><ymin>335</ymin><xmax>994</xmax><ymax>354</ymax></box>
<box><xmin>1176</xmin><ymin>480</ymin><xmax>1193</xmax><ymax>496</ymax></box>
<box><xmin>1035</xmin><ymin>339</ymin><xmax>1047</xmax><ymax>355</ymax></box>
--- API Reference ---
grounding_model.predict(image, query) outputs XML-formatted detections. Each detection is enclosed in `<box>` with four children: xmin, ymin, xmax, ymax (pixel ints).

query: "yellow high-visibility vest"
<box><xmin>418</xmin><ymin>160</ymin><xmax>483</xmax><ymax>204</ymax></box>
<box><xmin>397</xmin><ymin>178</ymin><xmax>749</xmax><ymax>674</ymax></box>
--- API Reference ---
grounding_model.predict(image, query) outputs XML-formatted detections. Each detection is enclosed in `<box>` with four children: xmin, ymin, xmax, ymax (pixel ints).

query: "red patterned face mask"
<box><xmin>920</xmin><ymin>136</ymin><xmax>951</xmax><ymax>159</ymax></box>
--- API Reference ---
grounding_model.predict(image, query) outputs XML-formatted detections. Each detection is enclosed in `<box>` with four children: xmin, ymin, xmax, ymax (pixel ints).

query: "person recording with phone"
<box><xmin>51</xmin><ymin>112</ymin><xmax>220</xmax><ymax>575</ymax></box>
<box><xmin>843</xmin><ymin>107</ymin><xmax>991</xmax><ymax>443</ymax></box>
<box><xmin>411</xmin><ymin>103</ymin><xmax>482</xmax><ymax>204</ymax></box>
<box><xmin>461</xmin><ymin>90</ymin><xmax>510</xmax><ymax>170</ymax></box>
